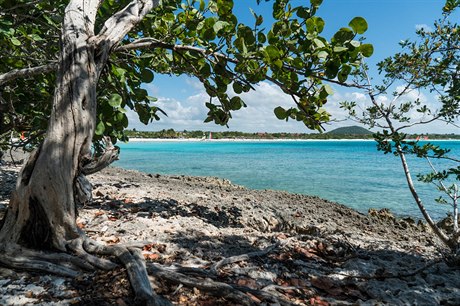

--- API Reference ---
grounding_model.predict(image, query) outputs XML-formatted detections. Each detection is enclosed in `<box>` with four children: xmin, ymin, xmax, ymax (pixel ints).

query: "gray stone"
<box><xmin>24</xmin><ymin>283</ymin><xmax>46</xmax><ymax>296</ymax></box>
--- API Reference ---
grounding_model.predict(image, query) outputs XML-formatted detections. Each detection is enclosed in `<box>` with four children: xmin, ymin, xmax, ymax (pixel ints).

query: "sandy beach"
<box><xmin>126</xmin><ymin>137</ymin><xmax>377</xmax><ymax>142</ymax></box>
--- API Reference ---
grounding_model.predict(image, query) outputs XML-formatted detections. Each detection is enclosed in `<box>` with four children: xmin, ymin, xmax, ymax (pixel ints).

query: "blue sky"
<box><xmin>128</xmin><ymin>0</ymin><xmax>459</xmax><ymax>134</ymax></box>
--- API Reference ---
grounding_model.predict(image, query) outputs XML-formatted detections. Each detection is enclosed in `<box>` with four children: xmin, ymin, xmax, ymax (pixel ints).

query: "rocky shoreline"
<box><xmin>1</xmin><ymin>161</ymin><xmax>460</xmax><ymax>305</ymax></box>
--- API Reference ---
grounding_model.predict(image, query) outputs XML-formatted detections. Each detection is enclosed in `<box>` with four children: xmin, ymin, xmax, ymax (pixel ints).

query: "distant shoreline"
<box><xmin>126</xmin><ymin>137</ymin><xmax>460</xmax><ymax>142</ymax></box>
<box><xmin>127</xmin><ymin>138</ymin><xmax>375</xmax><ymax>142</ymax></box>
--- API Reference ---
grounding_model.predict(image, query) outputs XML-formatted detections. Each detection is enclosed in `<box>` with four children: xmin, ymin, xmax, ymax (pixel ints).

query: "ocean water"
<box><xmin>114</xmin><ymin>140</ymin><xmax>460</xmax><ymax>220</ymax></box>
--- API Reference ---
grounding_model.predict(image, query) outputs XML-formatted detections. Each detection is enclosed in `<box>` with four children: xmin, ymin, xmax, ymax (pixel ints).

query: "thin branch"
<box><xmin>0</xmin><ymin>63</ymin><xmax>57</xmax><ymax>86</ymax></box>
<box><xmin>0</xmin><ymin>0</ymin><xmax>42</xmax><ymax>13</ymax></box>
<box><xmin>116</xmin><ymin>38</ymin><xmax>236</xmax><ymax>63</ymax></box>
<box><xmin>425</xmin><ymin>155</ymin><xmax>460</xmax><ymax>163</ymax></box>
<box><xmin>426</xmin><ymin>157</ymin><xmax>455</xmax><ymax>202</ymax></box>
<box><xmin>395</xmin><ymin>114</ymin><xmax>443</xmax><ymax>132</ymax></box>
<box><xmin>81</xmin><ymin>137</ymin><xmax>119</xmax><ymax>175</ymax></box>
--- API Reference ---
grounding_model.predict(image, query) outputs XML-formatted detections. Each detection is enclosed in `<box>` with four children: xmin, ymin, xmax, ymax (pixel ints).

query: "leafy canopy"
<box><xmin>0</xmin><ymin>0</ymin><xmax>372</xmax><ymax>150</ymax></box>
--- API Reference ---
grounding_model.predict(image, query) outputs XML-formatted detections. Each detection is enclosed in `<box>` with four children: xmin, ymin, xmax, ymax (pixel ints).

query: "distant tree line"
<box><xmin>124</xmin><ymin>129</ymin><xmax>460</xmax><ymax>140</ymax></box>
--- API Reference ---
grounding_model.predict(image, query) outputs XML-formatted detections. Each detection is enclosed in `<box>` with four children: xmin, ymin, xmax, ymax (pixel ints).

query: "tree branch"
<box><xmin>81</xmin><ymin>138</ymin><xmax>119</xmax><ymax>175</ymax></box>
<box><xmin>0</xmin><ymin>63</ymin><xmax>57</xmax><ymax>86</ymax></box>
<box><xmin>91</xmin><ymin>0</ymin><xmax>160</xmax><ymax>74</ymax></box>
<box><xmin>116</xmin><ymin>38</ymin><xmax>236</xmax><ymax>63</ymax></box>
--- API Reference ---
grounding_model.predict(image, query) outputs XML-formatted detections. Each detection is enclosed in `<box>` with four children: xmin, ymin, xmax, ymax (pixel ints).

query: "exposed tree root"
<box><xmin>0</xmin><ymin>236</ymin><xmax>168</xmax><ymax>305</ymax></box>
<box><xmin>0</xmin><ymin>237</ymin><xmax>296</xmax><ymax>305</ymax></box>
<box><xmin>210</xmin><ymin>243</ymin><xmax>279</xmax><ymax>274</ymax></box>
<box><xmin>147</xmin><ymin>262</ymin><xmax>297</xmax><ymax>306</ymax></box>
<box><xmin>21</xmin><ymin>248</ymin><xmax>95</xmax><ymax>271</ymax></box>
<box><xmin>148</xmin><ymin>263</ymin><xmax>256</xmax><ymax>305</ymax></box>
<box><xmin>81</xmin><ymin>238</ymin><xmax>171</xmax><ymax>305</ymax></box>
<box><xmin>0</xmin><ymin>244</ymin><xmax>86</xmax><ymax>277</ymax></box>
<box><xmin>67</xmin><ymin>237</ymin><xmax>117</xmax><ymax>270</ymax></box>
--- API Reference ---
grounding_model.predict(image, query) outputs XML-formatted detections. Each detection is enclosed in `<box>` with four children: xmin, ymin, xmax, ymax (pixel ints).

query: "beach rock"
<box><xmin>0</xmin><ymin>164</ymin><xmax>458</xmax><ymax>305</ymax></box>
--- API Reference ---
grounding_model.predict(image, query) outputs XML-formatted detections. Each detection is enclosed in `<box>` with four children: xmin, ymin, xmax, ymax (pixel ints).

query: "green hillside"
<box><xmin>327</xmin><ymin>126</ymin><xmax>372</xmax><ymax>135</ymax></box>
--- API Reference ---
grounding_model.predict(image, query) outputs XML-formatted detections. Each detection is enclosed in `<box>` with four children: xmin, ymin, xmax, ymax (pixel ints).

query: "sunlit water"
<box><xmin>114</xmin><ymin>140</ymin><xmax>460</xmax><ymax>220</ymax></box>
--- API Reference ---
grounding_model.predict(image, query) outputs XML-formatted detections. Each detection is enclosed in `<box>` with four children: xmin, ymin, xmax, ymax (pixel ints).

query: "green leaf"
<box><xmin>333</xmin><ymin>28</ymin><xmax>354</xmax><ymax>43</ymax></box>
<box><xmin>199</xmin><ymin>0</ymin><xmax>205</xmax><ymax>11</ymax></box>
<box><xmin>146</xmin><ymin>96</ymin><xmax>158</xmax><ymax>102</ymax></box>
<box><xmin>257</xmin><ymin>32</ymin><xmax>266</xmax><ymax>43</ymax></box>
<box><xmin>30</xmin><ymin>34</ymin><xmax>43</xmax><ymax>41</ymax></box>
<box><xmin>333</xmin><ymin>46</ymin><xmax>348</xmax><ymax>53</ymax></box>
<box><xmin>306</xmin><ymin>17</ymin><xmax>325</xmax><ymax>33</ymax></box>
<box><xmin>108</xmin><ymin>93</ymin><xmax>122</xmax><ymax>107</ymax></box>
<box><xmin>317</xmin><ymin>51</ymin><xmax>329</xmax><ymax>59</ymax></box>
<box><xmin>233</xmin><ymin>82</ymin><xmax>243</xmax><ymax>94</ymax></box>
<box><xmin>348</xmin><ymin>17</ymin><xmax>368</xmax><ymax>34</ymax></box>
<box><xmin>265</xmin><ymin>45</ymin><xmax>280</xmax><ymax>61</ymax></box>
<box><xmin>95</xmin><ymin>121</ymin><xmax>105</xmax><ymax>135</ymax></box>
<box><xmin>141</xmin><ymin>69</ymin><xmax>154</xmax><ymax>83</ymax></box>
<box><xmin>310</xmin><ymin>0</ymin><xmax>323</xmax><ymax>8</ymax></box>
<box><xmin>213</xmin><ymin>21</ymin><xmax>229</xmax><ymax>33</ymax></box>
<box><xmin>274</xmin><ymin>106</ymin><xmax>287</xmax><ymax>120</ymax></box>
<box><xmin>256</xmin><ymin>15</ymin><xmax>264</xmax><ymax>26</ymax></box>
<box><xmin>133</xmin><ymin>89</ymin><xmax>148</xmax><ymax>101</ymax></box>
<box><xmin>296</xmin><ymin>7</ymin><xmax>310</xmax><ymax>19</ymax></box>
<box><xmin>350</xmin><ymin>40</ymin><xmax>361</xmax><ymax>48</ymax></box>
<box><xmin>162</xmin><ymin>13</ymin><xmax>175</xmax><ymax>22</ymax></box>
<box><xmin>250</xmin><ymin>8</ymin><xmax>264</xmax><ymax>26</ymax></box>
<box><xmin>314</xmin><ymin>38</ymin><xmax>325</xmax><ymax>48</ymax></box>
<box><xmin>230</xmin><ymin>96</ymin><xmax>245</xmax><ymax>110</ymax></box>
<box><xmin>360</xmin><ymin>43</ymin><xmax>374</xmax><ymax>57</ymax></box>
<box><xmin>216</xmin><ymin>0</ymin><xmax>233</xmax><ymax>15</ymax></box>
<box><xmin>10</xmin><ymin>37</ymin><xmax>21</xmax><ymax>46</ymax></box>
<box><xmin>323</xmin><ymin>84</ymin><xmax>334</xmax><ymax>95</ymax></box>
<box><xmin>338</xmin><ymin>64</ymin><xmax>352</xmax><ymax>82</ymax></box>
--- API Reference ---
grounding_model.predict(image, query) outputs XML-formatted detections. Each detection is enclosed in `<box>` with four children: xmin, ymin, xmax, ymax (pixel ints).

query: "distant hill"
<box><xmin>327</xmin><ymin>126</ymin><xmax>372</xmax><ymax>135</ymax></box>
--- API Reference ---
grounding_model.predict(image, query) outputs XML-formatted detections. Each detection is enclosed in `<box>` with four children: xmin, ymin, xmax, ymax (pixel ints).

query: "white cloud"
<box><xmin>185</xmin><ymin>78</ymin><xmax>205</xmax><ymax>91</ymax></box>
<box><xmin>130</xmin><ymin>81</ymin><xmax>333</xmax><ymax>133</ymax></box>
<box><xmin>228</xmin><ymin>82</ymin><xmax>311</xmax><ymax>132</ymax></box>
<box><xmin>415</xmin><ymin>24</ymin><xmax>433</xmax><ymax>33</ymax></box>
<box><xmin>127</xmin><ymin>81</ymin><xmax>458</xmax><ymax>134</ymax></box>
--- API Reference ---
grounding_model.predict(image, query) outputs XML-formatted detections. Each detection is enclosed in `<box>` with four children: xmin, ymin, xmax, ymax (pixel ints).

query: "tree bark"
<box><xmin>0</xmin><ymin>0</ymin><xmax>102</xmax><ymax>250</ymax></box>
<box><xmin>0</xmin><ymin>1</ymin><xmax>164</xmax><ymax>303</ymax></box>
<box><xmin>0</xmin><ymin>0</ymin><xmax>160</xmax><ymax>250</ymax></box>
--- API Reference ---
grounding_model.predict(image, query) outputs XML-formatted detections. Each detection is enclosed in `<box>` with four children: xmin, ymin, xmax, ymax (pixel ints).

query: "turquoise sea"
<box><xmin>114</xmin><ymin>140</ymin><xmax>460</xmax><ymax>220</ymax></box>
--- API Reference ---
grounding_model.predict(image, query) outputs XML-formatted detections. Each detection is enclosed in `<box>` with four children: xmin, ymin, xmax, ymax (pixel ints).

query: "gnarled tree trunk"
<box><xmin>0</xmin><ymin>0</ymin><xmax>162</xmax><ymax>303</ymax></box>
<box><xmin>0</xmin><ymin>0</ymin><xmax>99</xmax><ymax>251</ymax></box>
<box><xmin>0</xmin><ymin>0</ymin><xmax>159</xmax><ymax>250</ymax></box>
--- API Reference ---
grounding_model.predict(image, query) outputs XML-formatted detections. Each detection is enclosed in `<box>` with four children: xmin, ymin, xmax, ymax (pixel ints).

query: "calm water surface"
<box><xmin>114</xmin><ymin>140</ymin><xmax>460</xmax><ymax>220</ymax></box>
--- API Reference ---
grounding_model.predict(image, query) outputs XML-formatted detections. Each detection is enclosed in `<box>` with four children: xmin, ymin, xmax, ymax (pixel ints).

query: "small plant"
<box><xmin>342</xmin><ymin>1</ymin><xmax>460</xmax><ymax>253</ymax></box>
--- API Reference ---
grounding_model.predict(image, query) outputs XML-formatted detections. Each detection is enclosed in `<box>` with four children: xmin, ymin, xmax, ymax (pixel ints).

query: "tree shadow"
<box><xmin>164</xmin><ymin>230</ymin><xmax>460</xmax><ymax>305</ymax></box>
<box><xmin>39</xmin><ymin>177</ymin><xmax>460</xmax><ymax>304</ymax></box>
<box><xmin>83</xmin><ymin>194</ymin><xmax>244</xmax><ymax>229</ymax></box>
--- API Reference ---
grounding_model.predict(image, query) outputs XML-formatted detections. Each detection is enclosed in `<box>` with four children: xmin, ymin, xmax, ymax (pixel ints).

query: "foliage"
<box><xmin>325</xmin><ymin>125</ymin><xmax>371</xmax><ymax>135</ymax></box>
<box><xmin>0</xmin><ymin>0</ymin><xmax>373</xmax><ymax>155</ymax></box>
<box><xmin>0</xmin><ymin>1</ymin><xmax>62</xmax><ymax>150</ymax></box>
<box><xmin>124</xmin><ymin>128</ymin><xmax>377</xmax><ymax>140</ymax></box>
<box><xmin>341</xmin><ymin>1</ymin><xmax>460</xmax><ymax>252</ymax></box>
